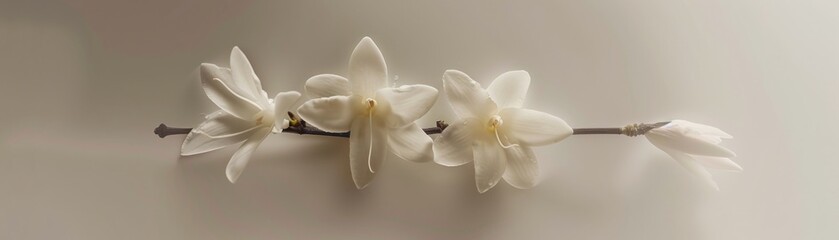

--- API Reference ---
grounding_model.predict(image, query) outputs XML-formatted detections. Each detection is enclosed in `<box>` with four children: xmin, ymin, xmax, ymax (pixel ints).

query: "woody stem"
<box><xmin>154</xmin><ymin>113</ymin><xmax>667</xmax><ymax>138</ymax></box>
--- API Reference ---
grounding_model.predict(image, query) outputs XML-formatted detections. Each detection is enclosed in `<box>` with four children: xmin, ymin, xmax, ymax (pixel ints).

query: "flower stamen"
<box><xmin>494</xmin><ymin>129</ymin><xmax>519</xmax><ymax>149</ymax></box>
<box><xmin>487</xmin><ymin>115</ymin><xmax>518</xmax><ymax>149</ymax></box>
<box><xmin>488</xmin><ymin>115</ymin><xmax>503</xmax><ymax>130</ymax></box>
<box><xmin>365</xmin><ymin>98</ymin><xmax>377</xmax><ymax>111</ymax></box>
<box><xmin>367</xmin><ymin>108</ymin><xmax>375</xmax><ymax>174</ymax></box>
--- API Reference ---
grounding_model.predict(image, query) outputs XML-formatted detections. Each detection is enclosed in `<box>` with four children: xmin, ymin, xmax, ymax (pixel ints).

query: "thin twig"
<box><xmin>571</xmin><ymin>128</ymin><xmax>623</xmax><ymax>135</ymax></box>
<box><xmin>155</xmin><ymin>124</ymin><xmax>191</xmax><ymax>138</ymax></box>
<box><xmin>154</xmin><ymin>113</ymin><xmax>668</xmax><ymax>139</ymax></box>
<box><xmin>154</xmin><ymin>115</ymin><xmax>449</xmax><ymax>139</ymax></box>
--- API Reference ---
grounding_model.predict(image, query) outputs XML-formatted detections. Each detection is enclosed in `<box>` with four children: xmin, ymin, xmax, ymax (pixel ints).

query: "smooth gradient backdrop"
<box><xmin>2</xmin><ymin>0</ymin><xmax>837</xmax><ymax>239</ymax></box>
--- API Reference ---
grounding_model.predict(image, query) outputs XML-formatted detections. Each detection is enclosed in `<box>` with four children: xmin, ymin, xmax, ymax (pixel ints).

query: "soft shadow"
<box><xmin>170</xmin><ymin>132</ymin><xmax>507</xmax><ymax>238</ymax></box>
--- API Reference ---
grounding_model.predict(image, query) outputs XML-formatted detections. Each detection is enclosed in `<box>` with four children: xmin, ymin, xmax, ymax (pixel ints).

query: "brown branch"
<box><xmin>154</xmin><ymin>113</ymin><xmax>668</xmax><ymax>139</ymax></box>
<box><xmin>155</xmin><ymin>124</ymin><xmax>191</xmax><ymax>138</ymax></box>
<box><xmin>278</xmin><ymin>120</ymin><xmax>449</xmax><ymax>138</ymax></box>
<box><xmin>572</xmin><ymin>122</ymin><xmax>670</xmax><ymax>137</ymax></box>
<box><xmin>571</xmin><ymin>128</ymin><xmax>623</xmax><ymax>135</ymax></box>
<box><xmin>154</xmin><ymin>114</ymin><xmax>449</xmax><ymax>139</ymax></box>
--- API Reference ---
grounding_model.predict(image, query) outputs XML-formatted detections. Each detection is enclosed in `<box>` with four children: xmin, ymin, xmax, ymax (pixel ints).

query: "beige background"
<box><xmin>1</xmin><ymin>0</ymin><xmax>837</xmax><ymax>239</ymax></box>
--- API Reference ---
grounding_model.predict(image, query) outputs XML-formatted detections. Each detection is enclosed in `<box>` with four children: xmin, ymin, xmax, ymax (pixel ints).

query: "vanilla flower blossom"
<box><xmin>434</xmin><ymin>70</ymin><xmax>573</xmax><ymax>193</ymax></box>
<box><xmin>645</xmin><ymin>120</ymin><xmax>741</xmax><ymax>190</ymax></box>
<box><xmin>180</xmin><ymin>47</ymin><xmax>301</xmax><ymax>183</ymax></box>
<box><xmin>297</xmin><ymin>37</ymin><xmax>439</xmax><ymax>189</ymax></box>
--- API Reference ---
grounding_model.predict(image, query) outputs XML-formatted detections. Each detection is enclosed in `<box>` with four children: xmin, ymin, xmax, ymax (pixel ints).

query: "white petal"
<box><xmin>502</xmin><ymin>144</ymin><xmax>540</xmax><ymax>189</ymax></box>
<box><xmin>693</xmin><ymin>156</ymin><xmax>743</xmax><ymax>171</ymax></box>
<box><xmin>646</xmin><ymin>128</ymin><xmax>736</xmax><ymax>158</ymax></box>
<box><xmin>672</xmin><ymin>120</ymin><xmax>733</xmax><ymax>139</ymax></box>
<box><xmin>349</xmin><ymin>37</ymin><xmax>388</xmax><ymax>97</ymax></box>
<box><xmin>226</xmin><ymin>127</ymin><xmax>271</xmax><ymax>183</ymax></box>
<box><xmin>305</xmin><ymin>74</ymin><xmax>351</xmax><ymax>98</ymax></box>
<box><xmin>230</xmin><ymin>47</ymin><xmax>268</xmax><ymax>107</ymax></box>
<box><xmin>498</xmin><ymin>108</ymin><xmax>573</xmax><ymax>146</ymax></box>
<box><xmin>181</xmin><ymin>111</ymin><xmax>261</xmax><ymax>156</ymax></box>
<box><xmin>273</xmin><ymin>91</ymin><xmax>301</xmax><ymax>128</ymax></box>
<box><xmin>200</xmin><ymin>63</ymin><xmax>261</xmax><ymax>104</ymax></box>
<box><xmin>388</xmin><ymin>123</ymin><xmax>433</xmax><ymax>163</ymax></box>
<box><xmin>660</xmin><ymin>147</ymin><xmax>719</xmax><ymax>190</ymax></box>
<box><xmin>442</xmin><ymin>70</ymin><xmax>497</xmax><ymax>119</ymax></box>
<box><xmin>349</xmin><ymin>114</ymin><xmax>388</xmax><ymax>189</ymax></box>
<box><xmin>201</xmin><ymin>69</ymin><xmax>263</xmax><ymax>120</ymax></box>
<box><xmin>473</xmin><ymin>139</ymin><xmax>507</xmax><ymax>193</ymax></box>
<box><xmin>296</xmin><ymin>95</ymin><xmax>359</xmax><ymax>132</ymax></box>
<box><xmin>199</xmin><ymin>63</ymin><xmax>231</xmax><ymax>81</ymax></box>
<box><xmin>487</xmin><ymin>70</ymin><xmax>530</xmax><ymax>109</ymax></box>
<box><xmin>433</xmin><ymin>118</ymin><xmax>478</xmax><ymax>166</ymax></box>
<box><xmin>375</xmin><ymin>85</ymin><xmax>439</xmax><ymax>128</ymax></box>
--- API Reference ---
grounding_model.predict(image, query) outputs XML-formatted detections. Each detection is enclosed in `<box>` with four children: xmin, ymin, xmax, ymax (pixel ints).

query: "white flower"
<box><xmin>645</xmin><ymin>120</ymin><xmax>741</xmax><ymax>190</ymax></box>
<box><xmin>434</xmin><ymin>70</ymin><xmax>573</xmax><ymax>193</ymax></box>
<box><xmin>180</xmin><ymin>47</ymin><xmax>301</xmax><ymax>183</ymax></box>
<box><xmin>297</xmin><ymin>37</ymin><xmax>439</xmax><ymax>189</ymax></box>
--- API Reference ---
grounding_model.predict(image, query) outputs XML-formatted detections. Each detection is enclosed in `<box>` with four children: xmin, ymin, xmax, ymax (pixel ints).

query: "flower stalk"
<box><xmin>155</xmin><ymin>114</ymin><xmax>666</xmax><ymax>139</ymax></box>
<box><xmin>156</xmin><ymin>112</ymin><xmax>447</xmax><ymax>138</ymax></box>
<box><xmin>570</xmin><ymin>122</ymin><xmax>671</xmax><ymax>136</ymax></box>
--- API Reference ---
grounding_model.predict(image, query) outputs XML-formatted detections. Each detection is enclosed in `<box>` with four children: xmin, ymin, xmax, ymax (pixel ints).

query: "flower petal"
<box><xmin>305</xmin><ymin>74</ymin><xmax>351</xmax><ymax>98</ymax></box>
<box><xmin>693</xmin><ymin>156</ymin><xmax>743</xmax><ymax>172</ymax></box>
<box><xmin>487</xmin><ymin>70</ymin><xmax>530</xmax><ymax>109</ymax></box>
<box><xmin>502</xmin><ymin>144</ymin><xmax>540</xmax><ymax>189</ymax></box>
<box><xmin>225</xmin><ymin>127</ymin><xmax>271</xmax><ymax>183</ymax></box>
<box><xmin>388</xmin><ymin>123</ymin><xmax>433</xmax><ymax>163</ymax></box>
<box><xmin>349</xmin><ymin>114</ymin><xmax>388</xmax><ymax>189</ymax></box>
<box><xmin>273</xmin><ymin>91</ymin><xmax>301</xmax><ymax>128</ymax></box>
<box><xmin>201</xmin><ymin>73</ymin><xmax>263</xmax><ymax>120</ymax></box>
<box><xmin>433</xmin><ymin>118</ymin><xmax>478</xmax><ymax>166</ymax></box>
<box><xmin>181</xmin><ymin>111</ymin><xmax>261</xmax><ymax>156</ymax></box>
<box><xmin>672</xmin><ymin>120</ymin><xmax>733</xmax><ymax>139</ymax></box>
<box><xmin>375</xmin><ymin>84</ymin><xmax>439</xmax><ymax>128</ymax></box>
<box><xmin>230</xmin><ymin>47</ymin><xmax>268</xmax><ymax>107</ymax></box>
<box><xmin>442</xmin><ymin>70</ymin><xmax>497</xmax><ymax>119</ymax></box>
<box><xmin>498</xmin><ymin>108</ymin><xmax>573</xmax><ymax>146</ymax></box>
<box><xmin>349</xmin><ymin>37</ymin><xmax>388</xmax><ymax>97</ymax></box>
<box><xmin>200</xmin><ymin>63</ymin><xmax>261</xmax><ymax>104</ymax></box>
<box><xmin>296</xmin><ymin>95</ymin><xmax>358</xmax><ymax>132</ymax></box>
<box><xmin>473</xmin><ymin>139</ymin><xmax>507</xmax><ymax>193</ymax></box>
<box><xmin>660</xmin><ymin>147</ymin><xmax>719</xmax><ymax>190</ymax></box>
<box><xmin>646</xmin><ymin>128</ymin><xmax>736</xmax><ymax>158</ymax></box>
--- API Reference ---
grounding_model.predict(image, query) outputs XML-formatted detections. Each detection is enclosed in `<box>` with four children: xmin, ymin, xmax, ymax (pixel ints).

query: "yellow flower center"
<box><xmin>487</xmin><ymin>115</ymin><xmax>503</xmax><ymax>131</ymax></box>
<box><xmin>487</xmin><ymin>115</ymin><xmax>518</xmax><ymax>149</ymax></box>
<box><xmin>365</xmin><ymin>98</ymin><xmax>377</xmax><ymax>114</ymax></box>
